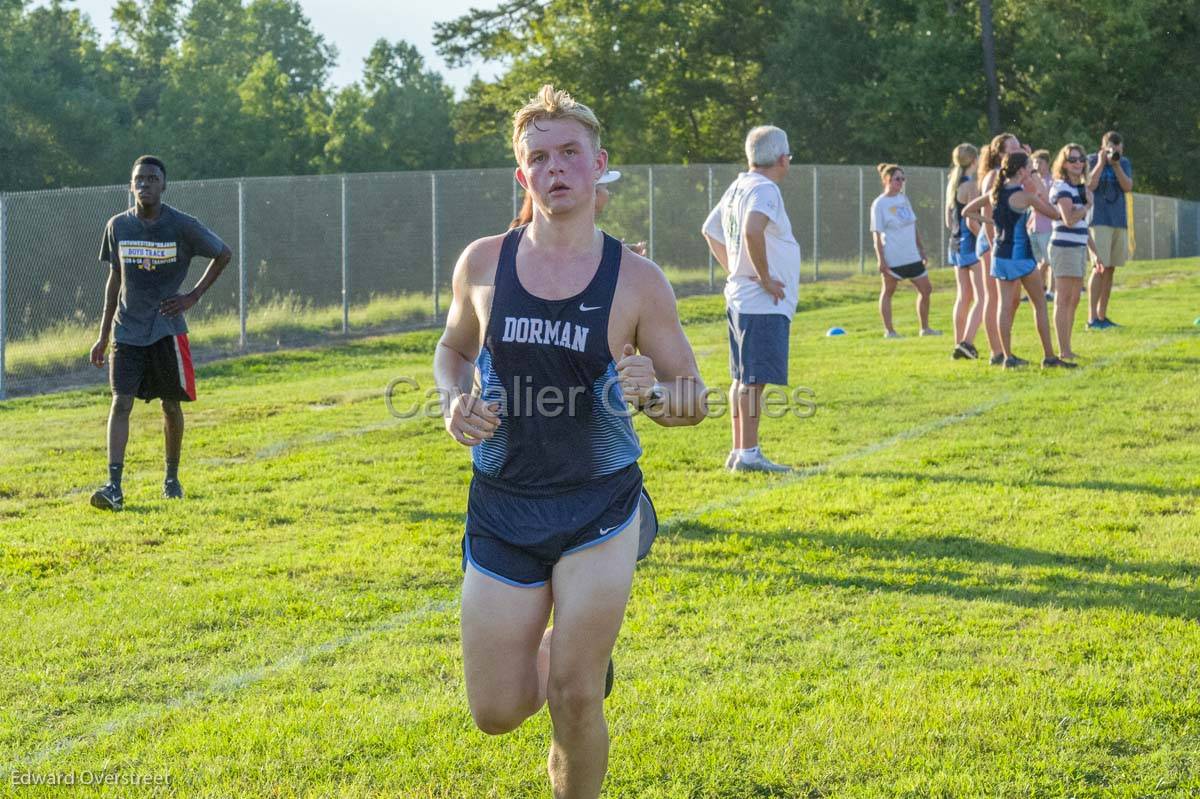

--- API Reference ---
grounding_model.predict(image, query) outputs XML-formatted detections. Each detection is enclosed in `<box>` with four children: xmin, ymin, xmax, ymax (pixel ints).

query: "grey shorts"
<box><xmin>1030</xmin><ymin>231</ymin><xmax>1051</xmax><ymax>262</ymax></box>
<box><xmin>1049</xmin><ymin>244</ymin><xmax>1088</xmax><ymax>279</ymax></box>
<box><xmin>727</xmin><ymin>309</ymin><xmax>790</xmax><ymax>386</ymax></box>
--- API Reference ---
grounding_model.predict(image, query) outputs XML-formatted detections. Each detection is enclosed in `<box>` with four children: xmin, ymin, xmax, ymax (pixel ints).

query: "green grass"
<box><xmin>2</xmin><ymin>258</ymin><xmax>1199</xmax><ymax>797</ymax></box>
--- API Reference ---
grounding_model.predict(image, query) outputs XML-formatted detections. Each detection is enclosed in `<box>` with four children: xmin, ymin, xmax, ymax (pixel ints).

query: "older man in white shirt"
<box><xmin>702</xmin><ymin>125</ymin><xmax>801</xmax><ymax>472</ymax></box>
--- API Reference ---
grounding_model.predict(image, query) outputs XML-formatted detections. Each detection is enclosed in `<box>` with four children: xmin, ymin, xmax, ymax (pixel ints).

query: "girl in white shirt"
<box><xmin>870</xmin><ymin>163</ymin><xmax>939</xmax><ymax>339</ymax></box>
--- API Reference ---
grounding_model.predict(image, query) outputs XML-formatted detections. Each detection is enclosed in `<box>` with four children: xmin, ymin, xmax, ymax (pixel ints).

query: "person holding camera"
<box><xmin>1086</xmin><ymin>131</ymin><xmax>1132</xmax><ymax>329</ymax></box>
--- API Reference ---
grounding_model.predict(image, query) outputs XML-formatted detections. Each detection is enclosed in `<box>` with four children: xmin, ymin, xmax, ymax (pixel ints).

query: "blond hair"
<box><xmin>945</xmin><ymin>143</ymin><xmax>978</xmax><ymax>215</ymax></box>
<box><xmin>1052</xmin><ymin>143</ymin><xmax>1087</xmax><ymax>184</ymax></box>
<box><xmin>877</xmin><ymin>162</ymin><xmax>903</xmax><ymax>188</ymax></box>
<box><xmin>511</xmin><ymin>84</ymin><xmax>601</xmax><ymax>163</ymax></box>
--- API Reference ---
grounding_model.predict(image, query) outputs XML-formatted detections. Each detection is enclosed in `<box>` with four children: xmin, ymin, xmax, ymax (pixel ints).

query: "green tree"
<box><xmin>0</xmin><ymin>0</ymin><xmax>124</xmax><ymax>189</ymax></box>
<box><xmin>321</xmin><ymin>40</ymin><xmax>456</xmax><ymax>172</ymax></box>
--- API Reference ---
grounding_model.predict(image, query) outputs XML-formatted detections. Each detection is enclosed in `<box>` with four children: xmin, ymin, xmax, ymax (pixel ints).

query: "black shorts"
<box><xmin>110</xmin><ymin>334</ymin><xmax>196</xmax><ymax>402</ymax></box>
<box><xmin>462</xmin><ymin>463</ymin><xmax>657</xmax><ymax>587</ymax></box>
<box><xmin>888</xmin><ymin>261</ymin><xmax>927</xmax><ymax>280</ymax></box>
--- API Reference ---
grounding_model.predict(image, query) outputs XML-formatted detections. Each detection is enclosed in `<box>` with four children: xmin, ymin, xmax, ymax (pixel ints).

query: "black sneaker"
<box><xmin>604</xmin><ymin>658</ymin><xmax>614</xmax><ymax>699</ymax></box>
<box><xmin>1004</xmin><ymin>355</ymin><xmax>1029</xmax><ymax>369</ymax></box>
<box><xmin>964</xmin><ymin>342</ymin><xmax>979</xmax><ymax>359</ymax></box>
<box><xmin>163</xmin><ymin>478</ymin><xmax>184</xmax><ymax>499</ymax></box>
<box><xmin>989</xmin><ymin>353</ymin><xmax>1005</xmax><ymax>366</ymax></box>
<box><xmin>1100</xmin><ymin>317</ymin><xmax>1120</xmax><ymax>328</ymax></box>
<box><xmin>952</xmin><ymin>343</ymin><xmax>969</xmax><ymax>360</ymax></box>
<box><xmin>1042</xmin><ymin>356</ymin><xmax>1078</xmax><ymax>369</ymax></box>
<box><xmin>90</xmin><ymin>482</ymin><xmax>124</xmax><ymax>511</ymax></box>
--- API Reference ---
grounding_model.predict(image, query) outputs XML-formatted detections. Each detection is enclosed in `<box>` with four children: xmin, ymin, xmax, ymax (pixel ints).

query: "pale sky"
<box><xmin>61</xmin><ymin>0</ymin><xmax>504</xmax><ymax>94</ymax></box>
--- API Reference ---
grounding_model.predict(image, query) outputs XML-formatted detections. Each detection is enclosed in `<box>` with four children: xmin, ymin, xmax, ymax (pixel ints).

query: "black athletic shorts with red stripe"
<box><xmin>110</xmin><ymin>334</ymin><xmax>197</xmax><ymax>402</ymax></box>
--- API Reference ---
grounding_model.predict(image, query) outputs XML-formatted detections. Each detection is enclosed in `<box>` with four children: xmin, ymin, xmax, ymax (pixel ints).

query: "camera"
<box><xmin>1107</xmin><ymin>148</ymin><xmax>1119</xmax><ymax>162</ymax></box>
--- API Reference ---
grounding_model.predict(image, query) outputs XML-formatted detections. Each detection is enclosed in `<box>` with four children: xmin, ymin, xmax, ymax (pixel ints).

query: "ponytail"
<box><xmin>991</xmin><ymin>152</ymin><xmax>1029</xmax><ymax>210</ymax></box>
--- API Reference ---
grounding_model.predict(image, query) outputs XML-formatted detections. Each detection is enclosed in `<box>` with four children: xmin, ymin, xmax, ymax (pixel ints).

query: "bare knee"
<box><xmin>546</xmin><ymin>677</ymin><xmax>604</xmax><ymax>732</ymax></box>
<box><xmin>161</xmin><ymin>399</ymin><xmax>183</xmax><ymax>419</ymax></box>
<box><xmin>110</xmin><ymin>394</ymin><xmax>135</xmax><ymax>416</ymax></box>
<box><xmin>469</xmin><ymin>700</ymin><xmax>534</xmax><ymax>736</ymax></box>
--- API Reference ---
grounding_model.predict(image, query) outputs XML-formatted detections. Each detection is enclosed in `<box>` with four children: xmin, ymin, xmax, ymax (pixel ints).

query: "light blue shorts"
<box><xmin>975</xmin><ymin>235</ymin><xmax>991</xmax><ymax>258</ymax></box>
<box><xmin>991</xmin><ymin>257</ymin><xmax>1037</xmax><ymax>282</ymax></box>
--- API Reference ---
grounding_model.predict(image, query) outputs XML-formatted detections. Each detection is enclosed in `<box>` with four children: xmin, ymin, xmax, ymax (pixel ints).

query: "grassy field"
<box><xmin>2</xmin><ymin>258</ymin><xmax>1198</xmax><ymax>797</ymax></box>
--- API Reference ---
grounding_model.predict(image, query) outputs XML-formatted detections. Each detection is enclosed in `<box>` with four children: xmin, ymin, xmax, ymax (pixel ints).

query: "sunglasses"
<box><xmin>892</xmin><ymin>175</ymin><xmax>906</xmax><ymax>182</ymax></box>
<box><xmin>1065</xmin><ymin>156</ymin><xmax>1086</xmax><ymax>163</ymax></box>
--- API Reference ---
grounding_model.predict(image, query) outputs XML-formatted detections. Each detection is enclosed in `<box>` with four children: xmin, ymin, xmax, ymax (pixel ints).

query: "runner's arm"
<box><xmin>623</xmin><ymin>261</ymin><xmax>707</xmax><ymax>427</ymax></box>
<box><xmin>435</xmin><ymin>242</ymin><xmax>500</xmax><ymax>446</ymax></box>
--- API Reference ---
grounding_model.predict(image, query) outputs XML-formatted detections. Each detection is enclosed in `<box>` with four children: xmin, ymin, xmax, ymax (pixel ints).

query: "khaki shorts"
<box><xmin>1048</xmin><ymin>244</ymin><xmax>1088</xmax><ymax>279</ymax></box>
<box><xmin>1091</xmin><ymin>225</ymin><xmax>1129</xmax><ymax>267</ymax></box>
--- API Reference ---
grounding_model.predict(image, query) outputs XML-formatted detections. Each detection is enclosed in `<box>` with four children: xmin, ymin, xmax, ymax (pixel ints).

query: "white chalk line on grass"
<box><xmin>13</xmin><ymin>333</ymin><xmax>1192</xmax><ymax>770</ymax></box>
<box><xmin>9</xmin><ymin>599</ymin><xmax>456</xmax><ymax>773</ymax></box>
<box><xmin>662</xmin><ymin>331</ymin><xmax>1193</xmax><ymax>532</ymax></box>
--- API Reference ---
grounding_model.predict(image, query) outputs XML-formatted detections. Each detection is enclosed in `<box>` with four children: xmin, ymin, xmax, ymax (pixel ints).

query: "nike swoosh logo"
<box><xmin>579</xmin><ymin>304</ymin><xmax>603</xmax><ymax>312</ymax></box>
<box><xmin>598</xmin><ymin>525</ymin><xmax>616</xmax><ymax>536</ymax></box>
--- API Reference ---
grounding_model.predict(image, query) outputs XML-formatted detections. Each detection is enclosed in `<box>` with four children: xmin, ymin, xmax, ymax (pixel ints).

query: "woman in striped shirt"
<box><xmin>1047</xmin><ymin>144</ymin><xmax>1097</xmax><ymax>361</ymax></box>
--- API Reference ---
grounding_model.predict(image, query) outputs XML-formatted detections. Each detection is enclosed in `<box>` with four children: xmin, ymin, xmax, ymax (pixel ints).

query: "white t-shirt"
<box><xmin>870</xmin><ymin>193</ymin><xmax>922</xmax><ymax>267</ymax></box>
<box><xmin>702</xmin><ymin>172</ymin><xmax>801</xmax><ymax>319</ymax></box>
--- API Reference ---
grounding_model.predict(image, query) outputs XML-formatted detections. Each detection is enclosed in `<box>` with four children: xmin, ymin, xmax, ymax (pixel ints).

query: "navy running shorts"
<box><xmin>110</xmin><ymin>334</ymin><xmax>196</xmax><ymax>402</ymax></box>
<box><xmin>727</xmin><ymin>309</ymin><xmax>790</xmax><ymax>386</ymax></box>
<box><xmin>463</xmin><ymin>463</ymin><xmax>657</xmax><ymax>588</ymax></box>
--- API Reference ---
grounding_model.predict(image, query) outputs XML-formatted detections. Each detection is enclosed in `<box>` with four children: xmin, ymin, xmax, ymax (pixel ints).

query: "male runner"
<box><xmin>89</xmin><ymin>155</ymin><xmax>232</xmax><ymax>511</ymax></box>
<box><xmin>433</xmin><ymin>85</ymin><xmax>706</xmax><ymax>798</ymax></box>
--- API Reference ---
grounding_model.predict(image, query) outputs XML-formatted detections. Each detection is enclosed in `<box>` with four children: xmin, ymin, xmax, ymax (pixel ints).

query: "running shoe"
<box><xmin>724</xmin><ymin>451</ymin><xmax>737</xmax><ymax>470</ymax></box>
<box><xmin>989</xmin><ymin>353</ymin><xmax>1005</xmax><ymax>366</ymax></box>
<box><xmin>90</xmin><ymin>482</ymin><xmax>124</xmax><ymax>511</ymax></box>
<box><xmin>919</xmin><ymin>328</ymin><xmax>942</xmax><ymax>337</ymax></box>
<box><xmin>952</xmin><ymin>343</ymin><xmax>969</xmax><ymax>360</ymax></box>
<box><xmin>883</xmin><ymin>330</ymin><xmax>902</xmax><ymax>339</ymax></box>
<box><xmin>163</xmin><ymin>478</ymin><xmax>184</xmax><ymax>499</ymax></box>
<box><xmin>1004</xmin><ymin>355</ymin><xmax>1029</xmax><ymax>369</ymax></box>
<box><xmin>1042</xmin><ymin>356</ymin><xmax>1078</xmax><ymax>369</ymax></box>
<box><xmin>1086</xmin><ymin>319</ymin><xmax>1106</xmax><ymax>330</ymax></box>
<box><xmin>731</xmin><ymin>452</ymin><xmax>792</xmax><ymax>473</ymax></box>
<box><xmin>1045</xmin><ymin>291</ymin><xmax>1055</xmax><ymax>303</ymax></box>
<box><xmin>964</xmin><ymin>342</ymin><xmax>979</xmax><ymax>358</ymax></box>
<box><xmin>1099</xmin><ymin>317</ymin><xmax>1120</xmax><ymax>328</ymax></box>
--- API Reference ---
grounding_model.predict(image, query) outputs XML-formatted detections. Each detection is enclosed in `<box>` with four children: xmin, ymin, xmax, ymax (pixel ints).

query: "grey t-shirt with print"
<box><xmin>99</xmin><ymin>204</ymin><xmax>227</xmax><ymax>346</ymax></box>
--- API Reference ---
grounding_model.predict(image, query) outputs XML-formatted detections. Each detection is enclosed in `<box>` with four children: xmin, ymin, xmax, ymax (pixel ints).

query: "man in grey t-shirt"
<box><xmin>88</xmin><ymin>155</ymin><xmax>232</xmax><ymax>511</ymax></box>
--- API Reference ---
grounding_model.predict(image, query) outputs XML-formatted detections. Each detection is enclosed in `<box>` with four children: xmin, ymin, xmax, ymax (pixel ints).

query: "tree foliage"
<box><xmin>0</xmin><ymin>0</ymin><xmax>1195</xmax><ymax>196</ymax></box>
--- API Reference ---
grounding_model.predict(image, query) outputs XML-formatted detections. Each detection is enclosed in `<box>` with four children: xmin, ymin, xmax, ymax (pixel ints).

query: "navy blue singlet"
<box><xmin>472</xmin><ymin>226</ymin><xmax>641</xmax><ymax>488</ymax></box>
<box><xmin>949</xmin><ymin>175</ymin><xmax>978</xmax><ymax>265</ymax></box>
<box><xmin>993</xmin><ymin>185</ymin><xmax>1033</xmax><ymax>261</ymax></box>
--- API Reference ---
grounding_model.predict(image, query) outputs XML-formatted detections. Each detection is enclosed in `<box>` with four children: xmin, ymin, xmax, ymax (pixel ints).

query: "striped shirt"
<box><xmin>1049</xmin><ymin>180</ymin><xmax>1089</xmax><ymax>248</ymax></box>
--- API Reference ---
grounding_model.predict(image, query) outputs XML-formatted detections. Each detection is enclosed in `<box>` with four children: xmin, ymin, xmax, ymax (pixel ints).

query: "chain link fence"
<box><xmin>1</xmin><ymin>164</ymin><xmax>1197</xmax><ymax>398</ymax></box>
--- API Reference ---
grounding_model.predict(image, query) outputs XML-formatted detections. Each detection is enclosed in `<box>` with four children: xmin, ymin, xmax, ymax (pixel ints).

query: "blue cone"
<box><xmin>826</xmin><ymin>326</ymin><xmax>846</xmax><ymax>336</ymax></box>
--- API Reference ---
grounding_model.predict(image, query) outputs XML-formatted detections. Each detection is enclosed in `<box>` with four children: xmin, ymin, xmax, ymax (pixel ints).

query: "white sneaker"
<box><xmin>919</xmin><ymin>328</ymin><xmax>943</xmax><ymax>337</ymax></box>
<box><xmin>731</xmin><ymin>451</ymin><xmax>792</xmax><ymax>473</ymax></box>
<box><xmin>883</xmin><ymin>330</ymin><xmax>902</xmax><ymax>339</ymax></box>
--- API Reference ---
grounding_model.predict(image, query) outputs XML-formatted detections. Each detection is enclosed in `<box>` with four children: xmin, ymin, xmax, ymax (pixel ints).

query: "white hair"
<box><xmin>745</xmin><ymin>126</ymin><xmax>790</xmax><ymax>168</ymax></box>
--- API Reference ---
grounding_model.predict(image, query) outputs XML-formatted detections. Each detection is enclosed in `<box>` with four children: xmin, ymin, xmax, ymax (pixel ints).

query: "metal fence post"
<box><xmin>431</xmin><ymin>173</ymin><xmax>439</xmax><ymax>320</ymax></box>
<box><xmin>812</xmin><ymin>166</ymin><xmax>819</xmax><ymax>280</ymax></box>
<box><xmin>340</xmin><ymin>175</ymin><xmax>349</xmax><ymax>334</ymax></box>
<box><xmin>0</xmin><ymin>194</ymin><xmax>7</xmax><ymax>400</ymax></box>
<box><xmin>707</xmin><ymin>166</ymin><xmax>714</xmax><ymax>290</ymax></box>
<box><xmin>647</xmin><ymin>166</ymin><xmax>655</xmax><ymax>262</ymax></box>
<box><xmin>237</xmin><ymin>180</ymin><xmax>246</xmax><ymax>350</ymax></box>
<box><xmin>858</xmin><ymin>167</ymin><xmax>865</xmax><ymax>274</ymax></box>
<box><xmin>1149</xmin><ymin>194</ymin><xmax>1156</xmax><ymax>261</ymax></box>
<box><xmin>940</xmin><ymin>169</ymin><xmax>947</xmax><ymax>268</ymax></box>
